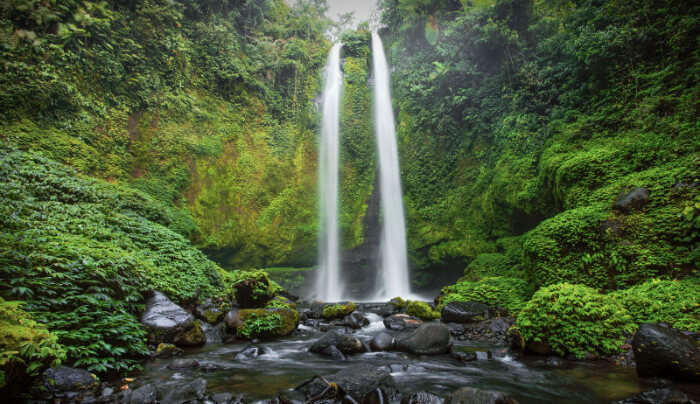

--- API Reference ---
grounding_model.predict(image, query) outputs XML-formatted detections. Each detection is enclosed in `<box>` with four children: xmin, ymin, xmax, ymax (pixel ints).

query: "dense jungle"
<box><xmin>0</xmin><ymin>0</ymin><xmax>698</xmax><ymax>403</ymax></box>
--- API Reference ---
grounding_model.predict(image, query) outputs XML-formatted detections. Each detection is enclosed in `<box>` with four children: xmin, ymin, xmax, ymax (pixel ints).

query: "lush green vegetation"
<box><xmin>405</xmin><ymin>300</ymin><xmax>440</xmax><ymax>320</ymax></box>
<box><xmin>322</xmin><ymin>302</ymin><xmax>356</xmax><ymax>319</ymax></box>
<box><xmin>438</xmin><ymin>277</ymin><xmax>530</xmax><ymax>313</ymax></box>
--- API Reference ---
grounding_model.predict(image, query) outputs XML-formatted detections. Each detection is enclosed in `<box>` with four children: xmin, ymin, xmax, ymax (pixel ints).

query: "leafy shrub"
<box><xmin>405</xmin><ymin>301</ymin><xmax>440</xmax><ymax>320</ymax></box>
<box><xmin>517</xmin><ymin>283</ymin><xmax>636</xmax><ymax>358</ymax></box>
<box><xmin>611</xmin><ymin>278</ymin><xmax>700</xmax><ymax>332</ymax></box>
<box><xmin>390</xmin><ymin>296</ymin><xmax>407</xmax><ymax>309</ymax></box>
<box><xmin>438</xmin><ymin>277</ymin><xmax>531</xmax><ymax>313</ymax></box>
<box><xmin>0</xmin><ymin>298</ymin><xmax>66</xmax><ymax>393</ymax></box>
<box><xmin>463</xmin><ymin>252</ymin><xmax>520</xmax><ymax>281</ymax></box>
<box><xmin>322</xmin><ymin>302</ymin><xmax>356</xmax><ymax>319</ymax></box>
<box><xmin>237</xmin><ymin>308</ymin><xmax>299</xmax><ymax>339</ymax></box>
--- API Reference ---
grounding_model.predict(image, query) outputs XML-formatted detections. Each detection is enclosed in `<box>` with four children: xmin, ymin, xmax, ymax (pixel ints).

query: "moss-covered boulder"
<box><xmin>236</xmin><ymin>308</ymin><xmax>299</xmax><ymax>339</ymax></box>
<box><xmin>154</xmin><ymin>343</ymin><xmax>183</xmax><ymax>358</ymax></box>
<box><xmin>0</xmin><ymin>298</ymin><xmax>66</xmax><ymax>396</ymax></box>
<box><xmin>322</xmin><ymin>302</ymin><xmax>356</xmax><ymax>319</ymax></box>
<box><xmin>265</xmin><ymin>295</ymin><xmax>297</xmax><ymax>310</ymax></box>
<box><xmin>405</xmin><ymin>301</ymin><xmax>440</xmax><ymax>320</ymax></box>
<box><xmin>223</xmin><ymin>270</ymin><xmax>281</xmax><ymax>308</ymax></box>
<box><xmin>173</xmin><ymin>321</ymin><xmax>206</xmax><ymax>347</ymax></box>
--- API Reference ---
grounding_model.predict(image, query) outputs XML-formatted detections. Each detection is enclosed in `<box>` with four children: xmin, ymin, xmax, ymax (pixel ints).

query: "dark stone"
<box><xmin>446</xmin><ymin>323</ymin><xmax>465</xmax><ymax>336</ymax></box>
<box><xmin>441</xmin><ymin>302</ymin><xmax>490</xmax><ymax>323</ymax></box>
<box><xmin>345</xmin><ymin>312</ymin><xmax>370</xmax><ymax>329</ymax></box>
<box><xmin>384</xmin><ymin>314</ymin><xmax>423</xmax><ymax>331</ymax></box>
<box><xmin>322</xmin><ymin>345</ymin><xmax>346</xmax><ymax>360</ymax></box>
<box><xmin>195</xmin><ymin>298</ymin><xmax>224</xmax><ymax>324</ymax></box>
<box><xmin>613</xmin><ymin>187</ymin><xmax>650</xmax><ymax>212</ymax></box>
<box><xmin>212</xmin><ymin>392</ymin><xmax>246</xmax><ymax>404</ymax></box>
<box><xmin>444</xmin><ymin>387</ymin><xmax>519</xmax><ymax>404</ymax></box>
<box><xmin>42</xmin><ymin>366</ymin><xmax>99</xmax><ymax>396</ymax></box>
<box><xmin>370</xmin><ymin>332</ymin><xmax>395</xmax><ymax>351</ymax></box>
<box><xmin>451</xmin><ymin>350</ymin><xmax>477</xmax><ymax>362</ymax></box>
<box><xmin>612</xmin><ymin>388</ymin><xmax>692</xmax><ymax>404</ymax></box>
<box><xmin>173</xmin><ymin>320</ymin><xmax>206</xmax><ymax>347</ymax></box>
<box><xmin>167</xmin><ymin>358</ymin><xmax>200</xmax><ymax>369</ymax></box>
<box><xmin>309</xmin><ymin>331</ymin><xmax>364</xmax><ymax>355</ymax></box>
<box><xmin>329</xmin><ymin>364</ymin><xmax>396</xmax><ymax>402</ymax></box>
<box><xmin>224</xmin><ymin>309</ymin><xmax>243</xmax><ymax>330</ymax></box>
<box><xmin>401</xmin><ymin>391</ymin><xmax>444</xmax><ymax>404</ymax></box>
<box><xmin>234</xmin><ymin>277</ymin><xmax>271</xmax><ymax>308</ymax></box>
<box><xmin>527</xmin><ymin>340</ymin><xmax>552</xmax><ymax>356</ymax></box>
<box><xmin>633</xmin><ymin>323</ymin><xmax>700</xmax><ymax>382</ymax></box>
<box><xmin>160</xmin><ymin>378</ymin><xmax>208</xmax><ymax>404</ymax></box>
<box><xmin>396</xmin><ymin>323</ymin><xmax>453</xmax><ymax>355</ymax></box>
<box><xmin>129</xmin><ymin>384</ymin><xmax>158</xmax><ymax>404</ymax></box>
<box><xmin>153</xmin><ymin>343</ymin><xmax>184</xmax><ymax>359</ymax></box>
<box><xmin>140</xmin><ymin>291</ymin><xmax>195</xmax><ymax>345</ymax></box>
<box><xmin>236</xmin><ymin>345</ymin><xmax>264</xmax><ymax>360</ymax></box>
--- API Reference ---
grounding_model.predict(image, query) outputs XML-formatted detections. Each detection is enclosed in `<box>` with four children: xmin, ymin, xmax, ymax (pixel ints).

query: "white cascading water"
<box><xmin>371</xmin><ymin>32</ymin><xmax>411</xmax><ymax>299</ymax></box>
<box><xmin>315</xmin><ymin>43</ymin><xmax>343</xmax><ymax>302</ymax></box>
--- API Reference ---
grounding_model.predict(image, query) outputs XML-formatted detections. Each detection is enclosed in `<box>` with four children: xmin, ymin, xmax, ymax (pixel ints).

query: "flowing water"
<box><xmin>316</xmin><ymin>43</ymin><xmax>343</xmax><ymax>302</ymax></box>
<box><xmin>371</xmin><ymin>32</ymin><xmax>411</xmax><ymax>300</ymax></box>
<box><xmin>136</xmin><ymin>309</ymin><xmax>655</xmax><ymax>403</ymax></box>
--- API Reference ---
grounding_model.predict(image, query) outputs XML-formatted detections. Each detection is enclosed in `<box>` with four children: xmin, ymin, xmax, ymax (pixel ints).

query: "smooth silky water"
<box><xmin>137</xmin><ymin>313</ymin><xmax>644</xmax><ymax>403</ymax></box>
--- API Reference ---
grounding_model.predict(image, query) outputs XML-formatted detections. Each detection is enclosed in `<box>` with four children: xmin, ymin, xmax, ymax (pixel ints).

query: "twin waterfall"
<box><xmin>315</xmin><ymin>34</ymin><xmax>411</xmax><ymax>302</ymax></box>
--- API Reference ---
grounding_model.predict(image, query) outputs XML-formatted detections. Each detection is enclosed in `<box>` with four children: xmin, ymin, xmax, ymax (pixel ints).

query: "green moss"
<box><xmin>517</xmin><ymin>283</ymin><xmax>636</xmax><ymax>358</ymax></box>
<box><xmin>237</xmin><ymin>308</ymin><xmax>299</xmax><ymax>339</ymax></box>
<box><xmin>0</xmin><ymin>298</ymin><xmax>66</xmax><ymax>391</ymax></box>
<box><xmin>322</xmin><ymin>302</ymin><xmax>356</xmax><ymax>319</ymax></box>
<box><xmin>203</xmin><ymin>310</ymin><xmax>224</xmax><ymax>325</ymax></box>
<box><xmin>174</xmin><ymin>321</ymin><xmax>206</xmax><ymax>347</ymax></box>
<box><xmin>390</xmin><ymin>296</ymin><xmax>407</xmax><ymax>309</ymax></box>
<box><xmin>610</xmin><ymin>278</ymin><xmax>700</xmax><ymax>332</ymax></box>
<box><xmin>405</xmin><ymin>301</ymin><xmax>440</xmax><ymax>320</ymax></box>
<box><xmin>438</xmin><ymin>277</ymin><xmax>531</xmax><ymax>314</ymax></box>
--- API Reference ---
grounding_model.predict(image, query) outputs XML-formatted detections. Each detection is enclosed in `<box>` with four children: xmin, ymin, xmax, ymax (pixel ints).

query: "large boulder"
<box><xmin>632</xmin><ymin>323</ymin><xmax>700</xmax><ymax>382</ymax></box>
<box><xmin>236</xmin><ymin>308</ymin><xmax>299</xmax><ymax>339</ymax></box>
<box><xmin>445</xmin><ymin>387</ymin><xmax>519</xmax><ymax>404</ymax></box>
<box><xmin>370</xmin><ymin>332</ymin><xmax>396</xmax><ymax>351</ymax></box>
<box><xmin>612</xmin><ymin>388</ymin><xmax>692</xmax><ymax>404</ymax></box>
<box><xmin>396</xmin><ymin>323</ymin><xmax>453</xmax><ymax>355</ymax></box>
<box><xmin>42</xmin><ymin>366</ymin><xmax>99</xmax><ymax>398</ymax></box>
<box><xmin>140</xmin><ymin>292</ymin><xmax>199</xmax><ymax>345</ymax></box>
<box><xmin>297</xmin><ymin>364</ymin><xmax>396</xmax><ymax>403</ymax></box>
<box><xmin>613</xmin><ymin>187</ymin><xmax>650</xmax><ymax>213</ymax></box>
<box><xmin>441</xmin><ymin>302</ymin><xmax>490</xmax><ymax>323</ymax></box>
<box><xmin>384</xmin><ymin>313</ymin><xmax>423</xmax><ymax>330</ymax></box>
<box><xmin>234</xmin><ymin>276</ymin><xmax>272</xmax><ymax>308</ymax></box>
<box><xmin>309</xmin><ymin>331</ymin><xmax>364</xmax><ymax>356</ymax></box>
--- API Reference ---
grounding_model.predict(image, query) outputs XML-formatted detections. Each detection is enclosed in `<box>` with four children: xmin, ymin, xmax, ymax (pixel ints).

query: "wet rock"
<box><xmin>173</xmin><ymin>320</ymin><xmax>206</xmax><ymax>347</ymax></box>
<box><xmin>234</xmin><ymin>277</ymin><xmax>271</xmax><ymax>308</ymax></box>
<box><xmin>345</xmin><ymin>311</ymin><xmax>370</xmax><ymax>329</ymax></box>
<box><xmin>451</xmin><ymin>349</ymin><xmax>477</xmax><ymax>362</ymax></box>
<box><xmin>140</xmin><ymin>291</ymin><xmax>195</xmax><ymax>345</ymax></box>
<box><xmin>153</xmin><ymin>343</ymin><xmax>184</xmax><ymax>359</ymax></box>
<box><xmin>402</xmin><ymin>391</ymin><xmax>444</xmax><ymax>404</ymax></box>
<box><xmin>160</xmin><ymin>377</ymin><xmax>208</xmax><ymax>404</ymax></box>
<box><xmin>236</xmin><ymin>308</ymin><xmax>300</xmax><ymax>339</ymax></box>
<box><xmin>447</xmin><ymin>323</ymin><xmax>466</xmax><ymax>336</ymax></box>
<box><xmin>211</xmin><ymin>392</ymin><xmax>246</xmax><ymax>404</ymax></box>
<box><xmin>441</xmin><ymin>302</ymin><xmax>490</xmax><ymax>323</ymax></box>
<box><xmin>612</xmin><ymin>388</ymin><xmax>692</xmax><ymax>404</ymax></box>
<box><xmin>329</xmin><ymin>364</ymin><xmax>396</xmax><ymax>402</ymax></box>
<box><xmin>128</xmin><ymin>383</ymin><xmax>158</xmax><ymax>404</ymax></box>
<box><xmin>42</xmin><ymin>366</ymin><xmax>99</xmax><ymax>397</ymax></box>
<box><xmin>632</xmin><ymin>323</ymin><xmax>700</xmax><ymax>382</ymax></box>
<box><xmin>236</xmin><ymin>345</ymin><xmax>264</xmax><ymax>360</ymax></box>
<box><xmin>309</xmin><ymin>331</ymin><xmax>364</xmax><ymax>356</ymax></box>
<box><xmin>224</xmin><ymin>309</ymin><xmax>243</xmax><ymax>330</ymax></box>
<box><xmin>445</xmin><ymin>387</ymin><xmax>519</xmax><ymax>404</ymax></box>
<box><xmin>613</xmin><ymin>187</ymin><xmax>650</xmax><ymax>213</ymax></box>
<box><xmin>195</xmin><ymin>298</ymin><xmax>225</xmax><ymax>324</ymax></box>
<box><xmin>396</xmin><ymin>323</ymin><xmax>453</xmax><ymax>355</ymax></box>
<box><xmin>167</xmin><ymin>358</ymin><xmax>200</xmax><ymax>369</ymax></box>
<box><xmin>323</xmin><ymin>344</ymin><xmax>347</xmax><ymax>360</ymax></box>
<box><xmin>370</xmin><ymin>332</ymin><xmax>396</xmax><ymax>351</ymax></box>
<box><xmin>384</xmin><ymin>313</ymin><xmax>423</xmax><ymax>331</ymax></box>
<box><xmin>202</xmin><ymin>321</ymin><xmax>227</xmax><ymax>344</ymax></box>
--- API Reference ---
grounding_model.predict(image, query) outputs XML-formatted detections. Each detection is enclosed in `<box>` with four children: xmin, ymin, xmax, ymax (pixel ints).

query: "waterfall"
<box><xmin>371</xmin><ymin>32</ymin><xmax>411</xmax><ymax>299</ymax></box>
<box><xmin>315</xmin><ymin>43</ymin><xmax>343</xmax><ymax>302</ymax></box>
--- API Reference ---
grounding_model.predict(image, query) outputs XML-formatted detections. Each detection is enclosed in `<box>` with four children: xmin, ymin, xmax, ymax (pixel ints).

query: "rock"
<box><xmin>402</xmin><ymin>391</ymin><xmax>444</xmax><ymax>404</ymax></box>
<box><xmin>309</xmin><ymin>331</ymin><xmax>364</xmax><ymax>355</ymax></box>
<box><xmin>345</xmin><ymin>311</ymin><xmax>370</xmax><ymax>329</ymax></box>
<box><xmin>321</xmin><ymin>344</ymin><xmax>346</xmax><ymax>360</ymax></box>
<box><xmin>153</xmin><ymin>343</ymin><xmax>184</xmax><ymax>358</ymax></box>
<box><xmin>128</xmin><ymin>384</ymin><xmax>158</xmax><ymax>404</ymax></box>
<box><xmin>236</xmin><ymin>308</ymin><xmax>300</xmax><ymax>339</ymax></box>
<box><xmin>211</xmin><ymin>392</ymin><xmax>246</xmax><ymax>404</ymax></box>
<box><xmin>384</xmin><ymin>313</ymin><xmax>423</xmax><ymax>330</ymax></box>
<box><xmin>224</xmin><ymin>309</ymin><xmax>243</xmax><ymax>330</ymax></box>
<box><xmin>613</xmin><ymin>187</ymin><xmax>650</xmax><ymax>212</ymax></box>
<box><xmin>451</xmin><ymin>350</ymin><xmax>477</xmax><ymax>362</ymax></box>
<box><xmin>195</xmin><ymin>298</ymin><xmax>225</xmax><ymax>324</ymax></box>
<box><xmin>140</xmin><ymin>291</ymin><xmax>196</xmax><ymax>345</ymax></box>
<box><xmin>441</xmin><ymin>302</ymin><xmax>490</xmax><ymax>323</ymax></box>
<box><xmin>42</xmin><ymin>366</ymin><xmax>99</xmax><ymax>396</ymax></box>
<box><xmin>167</xmin><ymin>358</ymin><xmax>200</xmax><ymax>369</ymax></box>
<box><xmin>370</xmin><ymin>332</ymin><xmax>396</xmax><ymax>351</ymax></box>
<box><xmin>445</xmin><ymin>387</ymin><xmax>519</xmax><ymax>404</ymax></box>
<box><xmin>234</xmin><ymin>277</ymin><xmax>271</xmax><ymax>308</ymax></box>
<box><xmin>396</xmin><ymin>323</ymin><xmax>453</xmax><ymax>355</ymax></box>
<box><xmin>632</xmin><ymin>323</ymin><xmax>700</xmax><ymax>382</ymax></box>
<box><xmin>322</xmin><ymin>302</ymin><xmax>356</xmax><ymax>319</ymax></box>
<box><xmin>173</xmin><ymin>320</ymin><xmax>206</xmax><ymax>347</ymax></box>
<box><xmin>236</xmin><ymin>345</ymin><xmax>264</xmax><ymax>359</ymax></box>
<box><xmin>160</xmin><ymin>378</ymin><xmax>208</xmax><ymax>404</ymax></box>
<box><xmin>329</xmin><ymin>364</ymin><xmax>396</xmax><ymax>402</ymax></box>
<box><xmin>526</xmin><ymin>340</ymin><xmax>552</xmax><ymax>356</ymax></box>
<box><xmin>612</xmin><ymin>388</ymin><xmax>692</xmax><ymax>404</ymax></box>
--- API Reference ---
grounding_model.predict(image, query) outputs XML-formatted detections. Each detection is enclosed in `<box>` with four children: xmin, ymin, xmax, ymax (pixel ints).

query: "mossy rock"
<box><xmin>236</xmin><ymin>308</ymin><xmax>300</xmax><ymax>339</ymax></box>
<box><xmin>265</xmin><ymin>295</ymin><xmax>296</xmax><ymax>310</ymax></box>
<box><xmin>405</xmin><ymin>301</ymin><xmax>440</xmax><ymax>320</ymax></box>
<box><xmin>389</xmin><ymin>297</ymin><xmax>407</xmax><ymax>309</ymax></box>
<box><xmin>203</xmin><ymin>309</ymin><xmax>224</xmax><ymax>324</ymax></box>
<box><xmin>173</xmin><ymin>321</ymin><xmax>206</xmax><ymax>347</ymax></box>
<box><xmin>322</xmin><ymin>302</ymin><xmax>356</xmax><ymax>319</ymax></box>
<box><xmin>154</xmin><ymin>343</ymin><xmax>183</xmax><ymax>358</ymax></box>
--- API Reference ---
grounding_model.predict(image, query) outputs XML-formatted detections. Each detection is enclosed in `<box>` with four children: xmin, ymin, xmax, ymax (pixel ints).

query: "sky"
<box><xmin>326</xmin><ymin>0</ymin><xmax>379</xmax><ymax>25</ymax></box>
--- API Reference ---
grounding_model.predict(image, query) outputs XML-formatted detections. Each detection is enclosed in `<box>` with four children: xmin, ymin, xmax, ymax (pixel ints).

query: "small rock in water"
<box><xmin>167</xmin><ymin>358</ymin><xmax>200</xmax><ymax>369</ymax></box>
<box><xmin>236</xmin><ymin>345</ymin><xmax>264</xmax><ymax>359</ymax></box>
<box><xmin>451</xmin><ymin>350</ymin><xmax>477</xmax><ymax>362</ymax></box>
<box><xmin>153</xmin><ymin>342</ymin><xmax>184</xmax><ymax>359</ymax></box>
<box><xmin>160</xmin><ymin>378</ymin><xmax>208</xmax><ymax>403</ymax></box>
<box><xmin>445</xmin><ymin>386</ymin><xmax>519</xmax><ymax>404</ymax></box>
<box><xmin>140</xmin><ymin>291</ymin><xmax>196</xmax><ymax>345</ymax></box>
<box><xmin>401</xmin><ymin>391</ymin><xmax>444</xmax><ymax>404</ymax></box>
<box><xmin>309</xmin><ymin>331</ymin><xmax>364</xmax><ymax>356</ymax></box>
<box><xmin>370</xmin><ymin>332</ymin><xmax>396</xmax><ymax>351</ymax></box>
<box><xmin>612</xmin><ymin>388</ymin><xmax>692</xmax><ymax>404</ymax></box>
<box><xmin>384</xmin><ymin>313</ymin><xmax>423</xmax><ymax>331</ymax></box>
<box><xmin>126</xmin><ymin>383</ymin><xmax>157</xmax><ymax>404</ymax></box>
<box><xmin>345</xmin><ymin>311</ymin><xmax>370</xmax><ymax>329</ymax></box>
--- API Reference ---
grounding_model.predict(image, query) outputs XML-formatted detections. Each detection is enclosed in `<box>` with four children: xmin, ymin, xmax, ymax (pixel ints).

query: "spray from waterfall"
<box><xmin>315</xmin><ymin>43</ymin><xmax>343</xmax><ymax>302</ymax></box>
<box><xmin>371</xmin><ymin>32</ymin><xmax>411</xmax><ymax>299</ymax></box>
